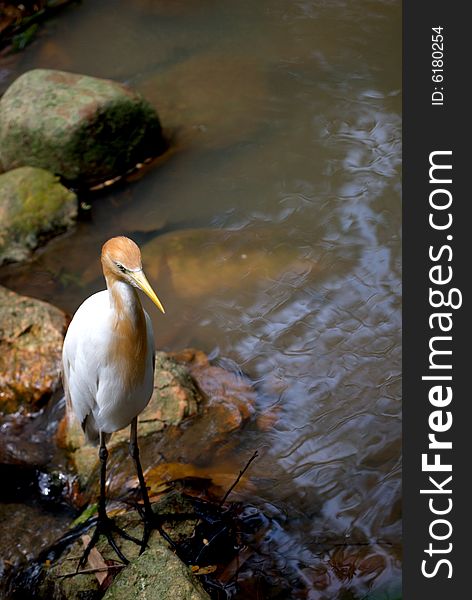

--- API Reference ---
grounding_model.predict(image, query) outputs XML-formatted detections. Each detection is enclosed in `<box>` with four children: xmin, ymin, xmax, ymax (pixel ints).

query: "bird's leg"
<box><xmin>129</xmin><ymin>418</ymin><xmax>175</xmax><ymax>553</ymax></box>
<box><xmin>129</xmin><ymin>418</ymin><xmax>153</xmax><ymax>518</ymax></box>
<box><xmin>78</xmin><ymin>432</ymin><xmax>141</xmax><ymax>570</ymax></box>
<box><xmin>98</xmin><ymin>437</ymin><xmax>108</xmax><ymax>520</ymax></box>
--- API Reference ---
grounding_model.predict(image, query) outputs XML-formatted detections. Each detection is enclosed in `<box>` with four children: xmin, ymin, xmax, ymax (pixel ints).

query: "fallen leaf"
<box><xmin>81</xmin><ymin>535</ymin><xmax>109</xmax><ymax>586</ymax></box>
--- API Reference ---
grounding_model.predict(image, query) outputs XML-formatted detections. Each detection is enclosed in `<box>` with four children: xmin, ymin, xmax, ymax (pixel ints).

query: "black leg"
<box><xmin>129</xmin><ymin>418</ymin><xmax>175</xmax><ymax>553</ymax></box>
<box><xmin>129</xmin><ymin>418</ymin><xmax>154</xmax><ymax>519</ymax></box>
<box><xmin>78</xmin><ymin>432</ymin><xmax>141</xmax><ymax>570</ymax></box>
<box><xmin>98</xmin><ymin>435</ymin><xmax>108</xmax><ymax>520</ymax></box>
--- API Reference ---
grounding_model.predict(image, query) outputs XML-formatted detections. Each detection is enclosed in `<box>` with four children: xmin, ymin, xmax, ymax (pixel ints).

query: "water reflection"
<box><xmin>0</xmin><ymin>0</ymin><xmax>401</xmax><ymax>597</ymax></box>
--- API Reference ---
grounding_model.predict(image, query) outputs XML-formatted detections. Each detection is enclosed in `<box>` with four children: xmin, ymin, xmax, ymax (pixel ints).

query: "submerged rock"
<box><xmin>0</xmin><ymin>167</ymin><xmax>77</xmax><ymax>265</ymax></box>
<box><xmin>140</xmin><ymin>52</ymin><xmax>269</xmax><ymax>150</ymax></box>
<box><xmin>141</xmin><ymin>227</ymin><xmax>313</xmax><ymax>300</ymax></box>
<box><xmin>0</xmin><ymin>286</ymin><xmax>69</xmax><ymax>414</ymax></box>
<box><xmin>0</xmin><ymin>69</ymin><xmax>165</xmax><ymax>186</ymax></box>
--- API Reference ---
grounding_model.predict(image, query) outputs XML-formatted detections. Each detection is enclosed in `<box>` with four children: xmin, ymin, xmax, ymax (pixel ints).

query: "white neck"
<box><xmin>107</xmin><ymin>279</ymin><xmax>142</xmax><ymax>321</ymax></box>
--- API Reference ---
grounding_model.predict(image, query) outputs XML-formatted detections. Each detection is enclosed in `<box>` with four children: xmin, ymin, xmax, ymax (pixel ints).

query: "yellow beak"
<box><xmin>131</xmin><ymin>270</ymin><xmax>165</xmax><ymax>314</ymax></box>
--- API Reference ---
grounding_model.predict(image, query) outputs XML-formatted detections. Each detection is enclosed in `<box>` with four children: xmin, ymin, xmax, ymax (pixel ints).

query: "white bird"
<box><xmin>62</xmin><ymin>236</ymin><xmax>166</xmax><ymax>565</ymax></box>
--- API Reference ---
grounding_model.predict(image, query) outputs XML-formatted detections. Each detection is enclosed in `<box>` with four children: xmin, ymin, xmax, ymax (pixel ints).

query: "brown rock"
<box><xmin>0</xmin><ymin>435</ymin><xmax>50</xmax><ymax>468</ymax></box>
<box><xmin>0</xmin><ymin>285</ymin><xmax>69</xmax><ymax>414</ymax></box>
<box><xmin>172</xmin><ymin>348</ymin><xmax>255</xmax><ymax>433</ymax></box>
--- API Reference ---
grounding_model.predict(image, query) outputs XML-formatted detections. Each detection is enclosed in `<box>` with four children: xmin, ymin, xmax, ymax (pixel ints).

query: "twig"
<box><xmin>57</xmin><ymin>565</ymin><xmax>125</xmax><ymax>579</ymax></box>
<box><xmin>63</xmin><ymin>555</ymin><xmax>124</xmax><ymax>563</ymax></box>
<box><xmin>220</xmin><ymin>450</ymin><xmax>258</xmax><ymax>506</ymax></box>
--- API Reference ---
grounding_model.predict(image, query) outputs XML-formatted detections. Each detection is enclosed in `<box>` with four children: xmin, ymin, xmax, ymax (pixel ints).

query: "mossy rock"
<box><xmin>103</xmin><ymin>543</ymin><xmax>210</xmax><ymax>600</ymax></box>
<box><xmin>0</xmin><ymin>69</ymin><xmax>165</xmax><ymax>185</ymax></box>
<box><xmin>0</xmin><ymin>166</ymin><xmax>77</xmax><ymax>265</ymax></box>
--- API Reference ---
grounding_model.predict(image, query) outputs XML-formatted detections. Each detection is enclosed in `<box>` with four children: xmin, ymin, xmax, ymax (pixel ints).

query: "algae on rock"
<box><xmin>103</xmin><ymin>543</ymin><xmax>211</xmax><ymax>600</ymax></box>
<box><xmin>0</xmin><ymin>69</ymin><xmax>165</xmax><ymax>185</ymax></box>
<box><xmin>0</xmin><ymin>166</ymin><xmax>77</xmax><ymax>265</ymax></box>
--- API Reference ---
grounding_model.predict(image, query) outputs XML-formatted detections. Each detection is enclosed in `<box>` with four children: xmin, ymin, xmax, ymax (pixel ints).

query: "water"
<box><xmin>0</xmin><ymin>1</ymin><xmax>401</xmax><ymax>597</ymax></box>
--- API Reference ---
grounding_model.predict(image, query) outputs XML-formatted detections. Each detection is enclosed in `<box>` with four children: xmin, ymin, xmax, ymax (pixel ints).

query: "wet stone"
<box><xmin>0</xmin><ymin>502</ymin><xmax>71</xmax><ymax>593</ymax></box>
<box><xmin>0</xmin><ymin>285</ymin><xmax>69</xmax><ymax>414</ymax></box>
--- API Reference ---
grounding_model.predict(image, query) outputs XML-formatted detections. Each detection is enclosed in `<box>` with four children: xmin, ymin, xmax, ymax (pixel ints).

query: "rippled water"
<box><xmin>0</xmin><ymin>1</ymin><xmax>401</xmax><ymax>597</ymax></box>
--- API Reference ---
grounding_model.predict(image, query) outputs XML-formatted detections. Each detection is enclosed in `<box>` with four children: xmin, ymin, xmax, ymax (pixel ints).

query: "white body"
<box><xmin>62</xmin><ymin>285</ymin><xmax>155</xmax><ymax>438</ymax></box>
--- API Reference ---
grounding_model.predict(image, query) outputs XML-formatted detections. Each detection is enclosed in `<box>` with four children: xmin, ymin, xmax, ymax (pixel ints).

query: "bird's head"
<box><xmin>101</xmin><ymin>236</ymin><xmax>165</xmax><ymax>313</ymax></box>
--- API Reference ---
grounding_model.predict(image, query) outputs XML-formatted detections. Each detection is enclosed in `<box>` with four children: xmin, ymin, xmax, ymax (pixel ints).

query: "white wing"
<box><xmin>62</xmin><ymin>291</ymin><xmax>110</xmax><ymax>441</ymax></box>
<box><xmin>62</xmin><ymin>290</ymin><xmax>156</xmax><ymax>441</ymax></box>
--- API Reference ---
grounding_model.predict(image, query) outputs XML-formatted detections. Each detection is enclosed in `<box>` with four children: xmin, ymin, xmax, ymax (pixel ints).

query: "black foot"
<box><xmin>78</xmin><ymin>514</ymin><xmax>143</xmax><ymax>570</ymax></box>
<box><xmin>134</xmin><ymin>503</ymin><xmax>176</xmax><ymax>555</ymax></box>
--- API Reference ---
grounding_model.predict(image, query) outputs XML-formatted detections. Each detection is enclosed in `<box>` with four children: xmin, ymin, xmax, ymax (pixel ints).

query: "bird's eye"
<box><xmin>116</xmin><ymin>263</ymin><xmax>127</xmax><ymax>273</ymax></box>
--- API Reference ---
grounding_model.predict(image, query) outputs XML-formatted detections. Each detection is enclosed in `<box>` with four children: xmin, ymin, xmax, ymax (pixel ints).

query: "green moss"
<box><xmin>9</xmin><ymin>174</ymin><xmax>74</xmax><ymax>233</ymax></box>
<box><xmin>12</xmin><ymin>23</ymin><xmax>39</xmax><ymax>51</ymax></box>
<box><xmin>0</xmin><ymin>166</ymin><xmax>77</xmax><ymax>264</ymax></box>
<box><xmin>71</xmin><ymin>503</ymin><xmax>98</xmax><ymax>528</ymax></box>
<box><xmin>103</xmin><ymin>543</ymin><xmax>210</xmax><ymax>600</ymax></box>
<box><xmin>0</xmin><ymin>69</ymin><xmax>165</xmax><ymax>185</ymax></box>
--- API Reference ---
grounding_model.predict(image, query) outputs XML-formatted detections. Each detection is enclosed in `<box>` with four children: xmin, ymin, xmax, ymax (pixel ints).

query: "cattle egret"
<box><xmin>62</xmin><ymin>236</ymin><xmax>166</xmax><ymax>565</ymax></box>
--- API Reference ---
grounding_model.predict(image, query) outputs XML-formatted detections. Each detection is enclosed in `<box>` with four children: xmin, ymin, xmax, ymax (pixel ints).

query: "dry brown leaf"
<box><xmin>81</xmin><ymin>535</ymin><xmax>109</xmax><ymax>586</ymax></box>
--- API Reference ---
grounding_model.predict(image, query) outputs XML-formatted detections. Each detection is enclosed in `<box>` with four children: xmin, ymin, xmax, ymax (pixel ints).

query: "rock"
<box><xmin>141</xmin><ymin>227</ymin><xmax>312</xmax><ymax>299</ymax></box>
<box><xmin>103</xmin><ymin>543</ymin><xmax>210</xmax><ymax>600</ymax></box>
<box><xmin>0</xmin><ymin>166</ymin><xmax>77</xmax><ymax>265</ymax></box>
<box><xmin>0</xmin><ymin>435</ymin><xmax>50</xmax><ymax>469</ymax></box>
<box><xmin>0</xmin><ymin>286</ymin><xmax>69</xmax><ymax>414</ymax></box>
<box><xmin>0</xmin><ymin>69</ymin><xmax>165</xmax><ymax>185</ymax></box>
<box><xmin>172</xmin><ymin>348</ymin><xmax>255</xmax><ymax>431</ymax></box>
<box><xmin>139</xmin><ymin>52</ymin><xmax>269</xmax><ymax>150</ymax></box>
<box><xmin>58</xmin><ymin>349</ymin><xmax>256</xmax><ymax>503</ymax></box>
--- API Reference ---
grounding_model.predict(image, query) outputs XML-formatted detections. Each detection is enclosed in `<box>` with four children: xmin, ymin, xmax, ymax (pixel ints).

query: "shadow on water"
<box><xmin>0</xmin><ymin>0</ymin><xmax>401</xmax><ymax>597</ymax></box>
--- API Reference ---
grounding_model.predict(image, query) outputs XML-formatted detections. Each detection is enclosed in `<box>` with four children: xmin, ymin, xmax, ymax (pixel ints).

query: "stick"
<box><xmin>57</xmin><ymin>565</ymin><xmax>125</xmax><ymax>579</ymax></box>
<box><xmin>220</xmin><ymin>450</ymin><xmax>258</xmax><ymax>506</ymax></box>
